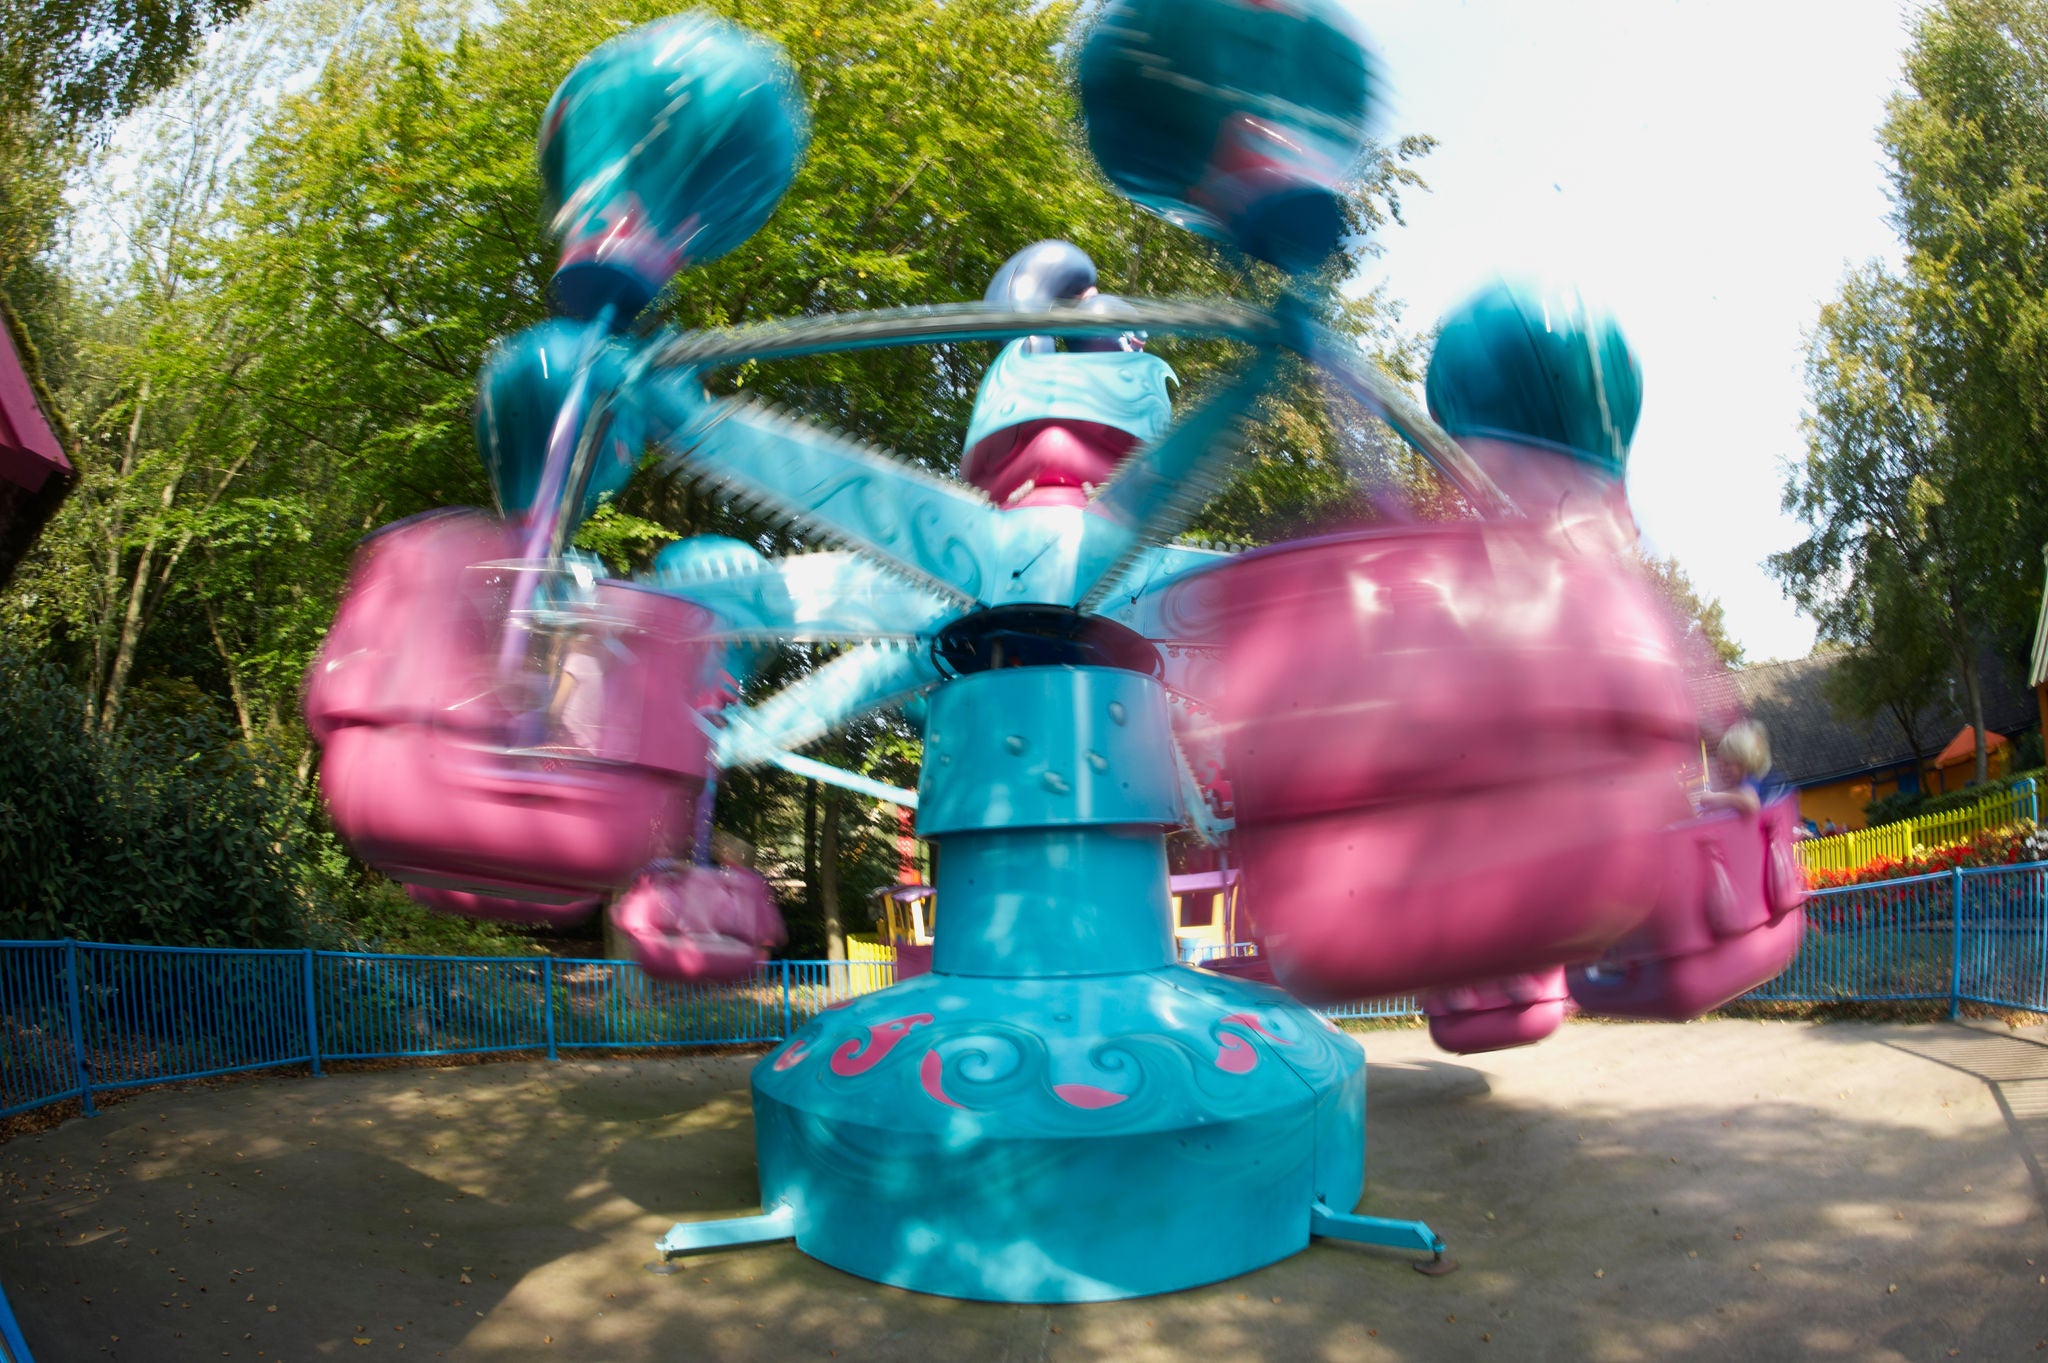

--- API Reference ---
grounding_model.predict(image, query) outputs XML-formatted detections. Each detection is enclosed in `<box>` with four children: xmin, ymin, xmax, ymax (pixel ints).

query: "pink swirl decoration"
<box><xmin>771</xmin><ymin>1041</ymin><xmax>809</xmax><ymax>1073</ymax></box>
<box><xmin>919</xmin><ymin>1050</ymin><xmax>964</xmax><ymax>1108</ymax></box>
<box><xmin>830</xmin><ymin>1013</ymin><xmax>936</xmax><ymax>1077</ymax></box>
<box><xmin>1053</xmin><ymin>1084</ymin><xmax>1128</xmax><ymax>1109</ymax></box>
<box><xmin>1215</xmin><ymin>1032</ymin><xmax>1259</xmax><ymax>1074</ymax></box>
<box><xmin>1219</xmin><ymin>1012</ymin><xmax>1289</xmax><ymax>1044</ymax></box>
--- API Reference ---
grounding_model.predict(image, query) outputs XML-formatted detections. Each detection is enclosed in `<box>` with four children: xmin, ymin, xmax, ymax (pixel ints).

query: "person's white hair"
<box><xmin>1718</xmin><ymin>720</ymin><xmax>1771</xmax><ymax>778</ymax></box>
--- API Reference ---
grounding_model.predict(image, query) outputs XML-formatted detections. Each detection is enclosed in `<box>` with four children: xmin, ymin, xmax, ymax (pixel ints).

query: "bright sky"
<box><xmin>1353</xmin><ymin>0</ymin><xmax>1927</xmax><ymax>663</ymax></box>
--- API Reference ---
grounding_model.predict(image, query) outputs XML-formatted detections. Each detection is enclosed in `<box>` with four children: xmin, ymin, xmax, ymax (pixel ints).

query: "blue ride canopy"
<box><xmin>962</xmin><ymin>342</ymin><xmax>1176</xmax><ymax>456</ymax></box>
<box><xmin>1424</xmin><ymin>281</ymin><xmax>1644</xmax><ymax>477</ymax></box>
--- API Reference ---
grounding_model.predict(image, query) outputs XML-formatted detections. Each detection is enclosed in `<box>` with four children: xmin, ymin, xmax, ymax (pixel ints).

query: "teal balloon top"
<box><xmin>538</xmin><ymin>13</ymin><xmax>809</xmax><ymax>321</ymax></box>
<box><xmin>1077</xmin><ymin>0</ymin><xmax>1377</xmax><ymax>273</ymax></box>
<box><xmin>1424</xmin><ymin>283</ymin><xmax>1643</xmax><ymax>476</ymax></box>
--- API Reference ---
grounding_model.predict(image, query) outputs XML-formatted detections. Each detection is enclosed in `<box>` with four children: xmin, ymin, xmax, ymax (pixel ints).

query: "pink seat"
<box><xmin>1567</xmin><ymin>797</ymin><xmax>1809</xmax><ymax>1020</ymax></box>
<box><xmin>1211</xmin><ymin>523</ymin><xmax>1696</xmax><ymax>1001</ymax></box>
<box><xmin>305</xmin><ymin>510</ymin><xmax>513</xmax><ymax>740</ymax></box>
<box><xmin>1424</xmin><ymin>968</ymin><xmax>1570</xmax><ymax>1055</ymax></box>
<box><xmin>611</xmin><ymin>863</ymin><xmax>786</xmax><ymax>982</ymax></box>
<box><xmin>307</xmin><ymin>512</ymin><xmax>719</xmax><ymax>908</ymax></box>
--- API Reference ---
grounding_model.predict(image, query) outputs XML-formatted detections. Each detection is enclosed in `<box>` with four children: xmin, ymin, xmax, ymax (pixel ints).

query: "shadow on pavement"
<box><xmin>2</xmin><ymin>1022</ymin><xmax>2044</xmax><ymax>1362</ymax></box>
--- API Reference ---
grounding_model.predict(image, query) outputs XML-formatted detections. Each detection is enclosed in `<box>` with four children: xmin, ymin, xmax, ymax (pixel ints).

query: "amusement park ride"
<box><xmin>305</xmin><ymin>0</ymin><xmax>1809</xmax><ymax>1304</ymax></box>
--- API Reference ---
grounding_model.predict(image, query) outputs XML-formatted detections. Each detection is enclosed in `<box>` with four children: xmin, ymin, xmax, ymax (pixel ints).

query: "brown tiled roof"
<box><xmin>1729</xmin><ymin>650</ymin><xmax>2036</xmax><ymax>787</ymax></box>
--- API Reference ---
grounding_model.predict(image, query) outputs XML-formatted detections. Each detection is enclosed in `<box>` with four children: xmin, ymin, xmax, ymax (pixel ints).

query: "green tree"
<box><xmin>4</xmin><ymin>0</ymin><xmax>1437</xmax><ymax>947</ymax></box>
<box><xmin>0</xmin><ymin>0</ymin><xmax>263</xmax><ymax>423</ymax></box>
<box><xmin>1633</xmin><ymin>551</ymin><xmax>1745</xmax><ymax>668</ymax></box>
<box><xmin>22</xmin><ymin>0</ymin><xmax>1430</xmax><ymax>751</ymax></box>
<box><xmin>1771</xmin><ymin>264</ymin><xmax>1997</xmax><ymax>781</ymax></box>
<box><xmin>1816</xmin><ymin>547</ymin><xmax>1953</xmax><ymax>766</ymax></box>
<box><xmin>1884</xmin><ymin>0</ymin><xmax>2048</xmax><ymax>655</ymax></box>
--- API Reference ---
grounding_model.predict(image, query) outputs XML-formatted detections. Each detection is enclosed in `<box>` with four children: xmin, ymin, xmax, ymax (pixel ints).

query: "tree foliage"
<box><xmin>1886</xmin><ymin>0</ymin><xmax>2048</xmax><ymax>648</ymax></box>
<box><xmin>0</xmin><ymin>0</ymin><xmax>264</xmax><ymax>410</ymax></box>
<box><xmin>1634</xmin><ymin>550</ymin><xmax>1745</xmax><ymax>669</ymax></box>
<box><xmin>1777</xmin><ymin>0</ymin><xmax>2048</xmax><ymax>786</ymax></box>
<box><xmin>1</xmin><ymin>0</ymin><xmax>1438</xmax><ymax>947</ymax></box>
<box><xmin>1771</xmin><ymin>265</ymin><xmax>1996</xmax><ymax>777</ymax></box>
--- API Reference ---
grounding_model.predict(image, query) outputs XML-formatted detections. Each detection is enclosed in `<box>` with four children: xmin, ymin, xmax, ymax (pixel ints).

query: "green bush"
<box><xmin>0</xmin><ymin>652</ymin><xmax>310</xmax><ymax>945</ymax></box>
<box><xmin>1861</xmin><ymin>787</ymin><xmax>1927</xmax><ymax>828</ymax></box>
<box><xmin>0</xmin><ymin>651</ymin><xmax>544</xmax><ymax>953</ymax></box>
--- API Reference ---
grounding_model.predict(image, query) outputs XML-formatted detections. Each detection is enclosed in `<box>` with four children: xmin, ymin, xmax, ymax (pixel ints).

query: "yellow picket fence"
<box><xmin>846</xmin><ymin>934</ymin><xmax>897</xmax><ymax>965</ymax></box>
<box><xmin>1798</xmin><ymin>778</ymin><xmax>2039</xmax><ymax>873</ymax></box>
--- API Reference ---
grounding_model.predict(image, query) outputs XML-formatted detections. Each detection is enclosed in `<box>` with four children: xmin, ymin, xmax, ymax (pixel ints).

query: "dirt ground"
<box><xmin>3</xmin><ymin>1018</ymin><xmax>2045</xmax><ymax>1363</ymax></box>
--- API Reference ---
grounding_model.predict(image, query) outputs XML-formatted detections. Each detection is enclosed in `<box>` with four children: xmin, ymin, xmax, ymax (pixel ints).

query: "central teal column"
<box><xmin>931</xmin><ymin>828</ymin><xmax>1172</xmax><ymax>976</ymax></box>
<box><xmin>744</xmin><ymin>661</ymin><xmax>1368</xmax><ymax>1301</ymax></box>
<box><xmin>916</xmin><ymin>666</ymin><xmax>1183</xmax><ymax>978</ymax></box>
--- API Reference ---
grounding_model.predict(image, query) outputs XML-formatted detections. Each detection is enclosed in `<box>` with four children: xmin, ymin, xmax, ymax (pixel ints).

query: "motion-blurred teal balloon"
<box><xmin>474</xmin><ymin>321</ymin><xmax>643</xmax><ymax>523</ymax></box>
<box><xmin>1425</xmin><ymin>282</ymin><xmax>1643</xmax><ymax>476</ymax></box>
<box><xmin>1078</xmin><ymin>0</ymin><xmax>1377</xmax><ymax>274</ymax></box>
<box><xmin>538</xmin><ymin>12</ymin><xmax>809</xmax><ymax>323</ymax></box>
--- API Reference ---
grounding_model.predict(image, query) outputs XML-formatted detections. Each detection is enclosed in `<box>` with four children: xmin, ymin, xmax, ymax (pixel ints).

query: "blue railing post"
<box><xmin>543</xmin><ymin>956</ymin><xmax>558</xmax><ymax>1062</ymax></box>
<box><xmin>62</xmin><ymin>940</ymin><xmax>94</xmax><ymax>1117</ymax></box>
<box><xmin>0</xmin><ymin>1270</ymin><xmax>36</xmax><ymax>1363</ymax></box>
<box><xmin>1948</xmin><ymin>866</ymin><xmax>1966</xmax><ymax>1020</ymax></box>
<box><xmin>301</xmin><ymin>949</ymin><xmax>323</xmax><ymax>1076</ymax></box>
<box><xmin>2025</xmin><ymin>777</ymin><xmax>2039</xmax><ymax>825</ymax></box>
<box><xmin>781</xmin><ymin>960</ymin><xmax>794</xmax><ymax>1040</ymax></box>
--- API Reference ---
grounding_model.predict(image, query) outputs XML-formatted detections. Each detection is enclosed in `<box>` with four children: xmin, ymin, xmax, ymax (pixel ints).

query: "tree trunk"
<box><xmin>1884</xmin><ymin>698</ymin><xmax>1927</xmax><ymax>776</ymax></box>
<box><xmin>1959</xmin><ymin>651</ymin><xmax>1988</xmax><ymax>785</ymax></box>
<box><xmin>99</xmin><ymin>522</ymin><xmax>161</xmax><ymax>732</ymax></box>
<box><xmin>99</xmin><ymin>442</ymin><xmax>251</xmax><ymax>732</ymax></box>
<box><xmin>802</xmin><ymin>777</ymin><xmax>819</xmax><ymax>920</ymax></box>
<box><xmin>91</xmin><ymin>377</ymin><xmax>152</xmax><ymax>725</ymax></box>
<box><xmin>202</xmin><ymin>602</ymin><xmax>255</xmax><ymax>742</ymax></box>
<box><xmin>820</xmin><ymin>785</ymin><xmax>847</xmax><ymax>964</ymax></box>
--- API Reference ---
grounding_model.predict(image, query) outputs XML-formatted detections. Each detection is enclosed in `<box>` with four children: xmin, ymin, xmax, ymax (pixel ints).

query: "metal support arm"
<box><xmin>658</xmin><ymin>1203</ymin><xmax>797</xmax><ymax>1257</ymax></box>
<box><xmin>712</xmin><ymin>643</ymin><xmax>940</xmax><ymax>769</ymax></box>
<box><xmin>1074</xmin><ymin>350</ymin><xmax>1281</xmax><ymax>609</ymax></box>
<box><xmin>642</xmin><ymin>378</ymin><xmax>997</xmax><ymax>605</ymax></box>
<box><xmin>1309</xmin><ymin>1201</ymin><xmax>1447</xmax><ymax>1258</ymax></box>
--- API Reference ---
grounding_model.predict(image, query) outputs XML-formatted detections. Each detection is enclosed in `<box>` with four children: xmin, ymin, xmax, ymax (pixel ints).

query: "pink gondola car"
<box><xmin>1423</xmin><ymin>968</ymin><xmax>1571</xmax><ymax>1055</ymax></box>
<box><xmin>307</xmin><ymin>510</ymin><xmax>717</xmax><ymax>918</ymax></box>
<box><xmin>1213</xmin><ymin>521</ymin><xmax>1698</xmax><ymax>1002</ymax></box>
<box><xmin>1567</xmin><ymin>797</ymin><xmax>1809</xmax><ymax>1020</ymax></box>
<box><xmin>611</xmin><ymin>862</ymin><xmax>786</xmax><ymax>982</ymax></box>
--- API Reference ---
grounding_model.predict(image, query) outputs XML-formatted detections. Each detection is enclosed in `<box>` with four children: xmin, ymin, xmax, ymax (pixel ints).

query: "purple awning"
<box><xmin>0</xmin><ymin>320</ymin><xmax>67</xmax><ymax>494</ymax></box>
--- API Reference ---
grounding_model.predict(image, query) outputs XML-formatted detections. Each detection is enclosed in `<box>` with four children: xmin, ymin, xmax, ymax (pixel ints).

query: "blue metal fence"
<box><xmin>1958</xmin><ymin>862</ymin><xmax>2048</xmax><ymax>1013</ymax></box>
<box><xmin>314</xmin><ymin>952</ymin><xmax>549</xmax><ymax>1060</ymax></box>
<box><xmin>78</xmin><ymin>944</ymin><xmax>312</xmax><ymax>1095</ymax></box>
<box><xmin>1746</xmin><ymin>870</ymin><xmax>1958</xmax><ymax>1004</ymax></box>
<box><xmin>0</xmin><ymin>942</ymin><xmax>85</xmax><ymax>1118</ymax></box>
<box><xmin>0</xmin><ymin>869</ymin><xmax>2043</xmax><ymax>1363</ymax></box>
<box><xmin>4</xmin><ymin>863</ymin><xmax>2047</xmax><ymax>1122</ymax></box>
<box><xmin>0</xmin><ymin>1272</ymin><xmax>29</xmax><ymax>1363</ymax></box>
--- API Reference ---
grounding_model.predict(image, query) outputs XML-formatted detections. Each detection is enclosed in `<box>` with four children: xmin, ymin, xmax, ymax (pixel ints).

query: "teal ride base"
<box><xmin>658</xmin><ymin>666</ymin><xmax>1444</xmax><ymax>1301</ymax></box>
